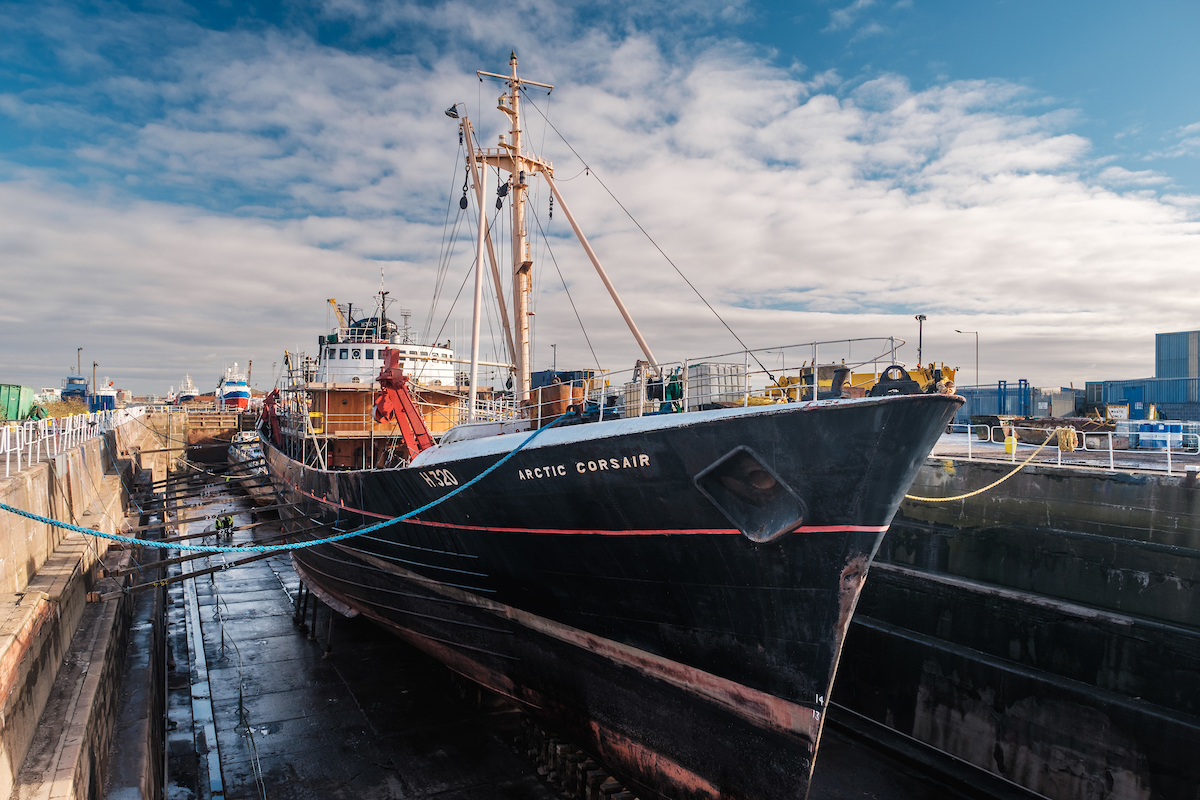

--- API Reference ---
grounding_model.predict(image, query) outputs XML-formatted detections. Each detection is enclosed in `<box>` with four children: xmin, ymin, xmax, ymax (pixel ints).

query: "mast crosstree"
<box><xmin>451</xmin><ymin>53</ymin><xmax>658</xmax><ymax>409</ymax></box>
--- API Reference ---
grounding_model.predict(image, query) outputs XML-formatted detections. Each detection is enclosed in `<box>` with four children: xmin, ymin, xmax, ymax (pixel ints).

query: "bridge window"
<box><xmin>365</xmin><ymin>349</ymin><xmax>374</xmax><ymax>360</ymax></box>
<box><xmin>340</xmin><ymin>349</ymin><xmax>348</xmax><ymax>359</ymax></box>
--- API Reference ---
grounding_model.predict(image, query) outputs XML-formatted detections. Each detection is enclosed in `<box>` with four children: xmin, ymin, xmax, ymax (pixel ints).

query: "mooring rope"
<box><xmin>905</xmin><ymin>428</ymin><xmax>1063</xmax><ymax>502</ymax></box>
<box><xmin>0</xmin><ymin>412</ymin><xmax>573</xmax><ymax>553</ymax></box>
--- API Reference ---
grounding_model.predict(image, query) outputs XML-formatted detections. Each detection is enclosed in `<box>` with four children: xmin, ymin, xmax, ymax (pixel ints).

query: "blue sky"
<box><xmin>2</xmin><ymin>0</ymin><xmax>1199</xmax><ymax>393</ymax></box>
<box><xmin>757</xmin><ymin>1</ymin><xmax>1200</xmax><ymax>188</ymax></box>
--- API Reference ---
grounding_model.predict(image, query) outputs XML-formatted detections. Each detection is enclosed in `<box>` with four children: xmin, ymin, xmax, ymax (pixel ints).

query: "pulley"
<box><xmin>495</xmin><ymin>196</ymin><xmax>503</xmax><ymax>211</ymax></box>
<box><xmin>549</xmin><ymin>195</ymin><xmax>554</xmax><ymax>220</ymax></box>
<box><xmin>460</xmin><ymin>168</ymin><xmax>469</xmax><ymax>210</ymax></box>
<box><xmin>497</xmin><ymin>180</ymin><xmax>509</xmax><ymax>198</ymax></box>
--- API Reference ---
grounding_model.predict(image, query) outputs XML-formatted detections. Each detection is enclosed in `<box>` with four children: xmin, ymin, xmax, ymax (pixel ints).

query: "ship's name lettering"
<box><xmin>516</xmin><ymin>453</ymin><xmax>651</xmax><ymax>481</ymax></box>
<box><xmin>419</xmin><ymin>468</ymin><xmax>459</xmax><ymax>488</ymax></box>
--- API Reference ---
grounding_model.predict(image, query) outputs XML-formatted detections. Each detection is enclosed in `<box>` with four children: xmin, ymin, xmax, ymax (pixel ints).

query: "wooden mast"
<box><xmin>466</xmin><ymin>53</ymin><xmax>659</xmax><ymax>410</ymax></box>
<box><xmin>476</xmin><ymin>52</ymin><xmax>554</xmax><ymax>404</ymax></box>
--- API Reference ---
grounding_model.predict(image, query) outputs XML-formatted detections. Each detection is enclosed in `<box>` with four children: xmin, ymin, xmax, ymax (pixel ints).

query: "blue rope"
<box><xmin>0</xmin><ymin>412</ymin><xmax>572</xmax><ymax>554</ymax></box>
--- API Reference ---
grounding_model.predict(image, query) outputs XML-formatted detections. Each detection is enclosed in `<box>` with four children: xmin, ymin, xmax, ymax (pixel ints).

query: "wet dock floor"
<box><xmin>161</xmin><ymin>493</ymin><xmax>982</xmax><ymax>800</ymax></box>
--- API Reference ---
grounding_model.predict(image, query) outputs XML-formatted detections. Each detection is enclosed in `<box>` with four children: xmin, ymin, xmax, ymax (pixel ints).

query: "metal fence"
<box><xmin>935</xmin><ymin>422</ymin><xmax>1200</xmax><ymax>475</ymax></box>
<box><xmin>2</xmin><ymin>406</ymin><xmax>149</xmax><ymax>478</ymax></box>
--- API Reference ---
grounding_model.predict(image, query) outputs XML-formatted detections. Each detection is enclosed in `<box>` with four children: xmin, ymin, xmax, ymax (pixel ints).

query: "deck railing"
<box><xmin>932</xmin><ymin>422</ymin><xmax>1200</xmax><ymax>475</ymax></box>
<box><xmin>2</xmin><ymin>406</ymin><xmax>149</xmax><ymax>478</ymax></box>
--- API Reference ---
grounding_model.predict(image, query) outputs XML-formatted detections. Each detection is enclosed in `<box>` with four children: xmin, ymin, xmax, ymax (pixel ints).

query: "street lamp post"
<box><xmin>955</xmin><ymin>330</ymin><xmax>978</xmax><ymax>388</ymax></box>
<box><xmin>915</xmin><ymin>315</ymin><xmax>927</xmax><ymax>366</ymax></box>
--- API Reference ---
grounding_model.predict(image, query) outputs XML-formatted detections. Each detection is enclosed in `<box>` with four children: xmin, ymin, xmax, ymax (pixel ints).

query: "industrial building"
<box><xmin>952</xmin><ymin>383</ymin><xmax>1081</xmax><ymax>425</ymax></box>
<box><xmin>1081</xmin><ymin>330</ymin><xmax>1200</xmax><ymax>421</ymax></box>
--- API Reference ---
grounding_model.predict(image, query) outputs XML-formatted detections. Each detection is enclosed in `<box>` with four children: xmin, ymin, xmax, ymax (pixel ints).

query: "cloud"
<box><xmin>1097</xmin><ymin>166</ymin><xmax>1169</xmax><ymax>187</ymax></box>
<box><xmin>1149</xmin><ymin>120</ymin><xmax>1200</xmax><ymax>159</ymax></box>
<box><xmin>1</xmin><ymin>1</ymin><xmax>1199</xmax><ymax>396</ymax></box>
<box><xmin>826</xmin><ymin>0</ymin><xmax>876</xmax><ymax>33</ymax></box>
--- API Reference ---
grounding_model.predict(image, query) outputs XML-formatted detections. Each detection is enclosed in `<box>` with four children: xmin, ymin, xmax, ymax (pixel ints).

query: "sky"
<box><xmin>2</xmin><ymin>0</ymin><xmax>1199</xmax><ymax>395</ymax></box>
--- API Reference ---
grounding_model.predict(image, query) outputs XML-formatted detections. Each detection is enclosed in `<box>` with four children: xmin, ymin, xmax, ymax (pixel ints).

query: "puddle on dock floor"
<box><xmin>161</xmin><ymin>492</ymin><xmax>982</xmax><ymax>800</ymax></box>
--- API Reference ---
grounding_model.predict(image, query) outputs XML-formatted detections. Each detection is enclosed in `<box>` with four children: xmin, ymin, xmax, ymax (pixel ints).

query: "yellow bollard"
<box><xmin>1004</xmin><ymin>435</ymin><xmax>1017</xmax><ymax>455</ymax></box>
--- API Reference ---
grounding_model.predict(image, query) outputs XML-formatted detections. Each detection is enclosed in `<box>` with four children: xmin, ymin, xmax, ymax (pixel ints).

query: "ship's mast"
<box><xmin>464</xmin><ymin>53</ymin><xmax>659</xmax><ymax>406</ymax></box>
<box><xmin>472</xmin><ymin>53</ymin><xmax>555</xmax><ymax>402</ymax></box>
<box><xmin>508</xmin><ymin>55</ymin><xmax>532</xmax><ymax>402</ymax></box>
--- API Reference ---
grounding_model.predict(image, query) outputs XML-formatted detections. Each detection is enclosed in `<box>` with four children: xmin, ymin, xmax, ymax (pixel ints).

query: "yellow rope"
<box><xmin>905</xmin><ymin>428</ymin><xmax>1062</xmax><ymax>503</ymax></box>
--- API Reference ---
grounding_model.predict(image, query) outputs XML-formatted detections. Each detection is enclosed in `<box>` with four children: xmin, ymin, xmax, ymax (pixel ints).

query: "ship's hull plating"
<box><xmin>263</xmin><ymin>393</ymin><xmax>961</xmax><ymax>799</ymax></box>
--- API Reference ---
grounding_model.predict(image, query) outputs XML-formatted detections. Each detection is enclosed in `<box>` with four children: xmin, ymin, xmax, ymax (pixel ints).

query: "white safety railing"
<box><xmin>933</xmin><ymin>421</ymin><xmax>1200</xmax><ymax>475</ymax></box>
<box><xmin>2</xmin><ymin>406</ymin><xmax>149</xmax><ymax>478</ymax></box>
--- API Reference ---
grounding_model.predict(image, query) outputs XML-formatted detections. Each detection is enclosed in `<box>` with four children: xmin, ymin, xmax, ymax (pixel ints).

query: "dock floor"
<box><xmin>158</xmin><ymin>493</ymin><xmax>1000</xmax><ymax>800</ymax></box>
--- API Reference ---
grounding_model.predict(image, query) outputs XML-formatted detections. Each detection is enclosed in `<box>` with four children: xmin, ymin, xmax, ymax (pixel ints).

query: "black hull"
<box><xmin>264</xmin><ymin>394</ymin><xmax>961</xmax><ymax>799</ymax></box>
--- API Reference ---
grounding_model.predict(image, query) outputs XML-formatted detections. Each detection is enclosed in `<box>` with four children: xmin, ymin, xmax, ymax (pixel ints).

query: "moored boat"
<box><xmin>216</xmin><ymin>363</ymin><xmax>251</xmax><ymax>410</ymax></box>
<box><xmin>177</xmin><ymin>374</ymin><xmax>200</xmax><ymax>404</ymax></box>
<box><xmin>259</xmin><ymin>56</ymin><xmax>962</xmax><ymax>800</ymax></box>
<box><xmin>228</xmin><ymin>430</ymin><xmax>272</xmax><ymax>505</ymax></box>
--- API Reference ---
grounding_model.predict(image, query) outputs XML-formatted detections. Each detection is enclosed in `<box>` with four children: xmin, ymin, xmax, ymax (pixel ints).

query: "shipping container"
<box><xmin>88</xmin><ymin>394</ymin><xmax>116</xmax><ymax>412</ymax></box>
<box><xmin>530</xmin><ymin>369</ymin><xmax>597</xmax><ymax>390</ymax></box>
<box><xmin>0</xmin><ymin>384</ymin><xmax>35</xmax><ymax>421</ymax></box>
<box><xmin>1032</xmin><ymin>389</ymin><xmax>1079</xmax><ymax>418</ymax></box>
<box><xmin>951</xmin><ymin>381</ymin><xmax>1032</xmax><ymax>423</ymax></box>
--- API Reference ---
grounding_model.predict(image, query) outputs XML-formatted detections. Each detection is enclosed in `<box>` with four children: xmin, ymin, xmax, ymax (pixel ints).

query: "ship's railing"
<box><xmin>509</xmin><ymin>337</ymin><xmax>906</xmax><ymax>424</ymax></box>
<box><xmin>930</xmin><ymin>421</ymin><xmax>1200</xmax><ymax>475</ymax></box>
<box><xmin>2</xmin><ymin>406</ymin><xmax>149</xmax><ymax>478</ymax></box>
<box><xmin>279</xmin><ymin>336</ymin><xmax>909</xmax><ymax>439</ymax></box>
<box><xmin>312</xmin><ymin>364</ymin><xmax>458</xmax><ymax>386</ymax></box>
<box><xmin>457</xmin><ymin>395</ymin><xmax>520</xmax><ymax>423</ymax></box>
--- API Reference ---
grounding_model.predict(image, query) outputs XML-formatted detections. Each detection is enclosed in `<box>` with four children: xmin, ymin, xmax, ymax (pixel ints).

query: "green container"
<box><xmin>0</xmin><ymin>384</ymin><xmax>35</xmax><ymax>421</ymax></box>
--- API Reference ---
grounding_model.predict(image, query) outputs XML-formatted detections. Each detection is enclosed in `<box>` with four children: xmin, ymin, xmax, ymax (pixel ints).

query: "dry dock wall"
<box><xmin>835</xmin><ymin>460</ymin><xmax>1200</xmax><ymax>800</ymax></box>
<box><xmin>0</xmin><ymin>417</ymin><xmax>158</xmax><ymax>800</ymax></box>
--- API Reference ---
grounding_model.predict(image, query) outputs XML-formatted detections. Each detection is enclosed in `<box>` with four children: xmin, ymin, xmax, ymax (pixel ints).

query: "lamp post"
<box><xmin>955</xmin><ymin>330</ymin><xmax>978</xmax><ymax>387</ymax></box>
<box><xmin>914</xmin><ymin>315</ymin><xmax>927</xmax><ymax>366</ymax></box>
<box><xmin>92</xmin><ymin>361</ymin><xmax>98</xmax><ymax>410</ymax></box>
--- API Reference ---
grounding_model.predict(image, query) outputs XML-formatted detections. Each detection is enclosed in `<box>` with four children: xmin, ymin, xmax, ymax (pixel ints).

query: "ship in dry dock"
<box><xmin>258</xmin><ymin>55</ymin><xmax>961</xmax><ymax>800</ymax></box>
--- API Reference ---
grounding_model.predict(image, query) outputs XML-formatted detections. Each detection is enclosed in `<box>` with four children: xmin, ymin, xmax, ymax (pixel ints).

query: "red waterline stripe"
<box><xmin>273</xmin><ymin>475</ymin><xmax>889</xmax><ymax>535</ymax></box>
<box><xmin>284</xmin><ymin>483</ymin><xmax>395</xmax><ymax>519</ymax></box>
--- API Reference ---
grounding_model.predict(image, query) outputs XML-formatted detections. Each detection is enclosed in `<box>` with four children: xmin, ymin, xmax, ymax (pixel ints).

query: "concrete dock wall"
<box><xmin>0</xmin><ymin>415</ymin><xmax>159</xmax><ymax>800</ymax></box>
<box><xmin>835</xmin><ymin>459</ymin><xmax>1200</xmax><ymax>800</ymax></box>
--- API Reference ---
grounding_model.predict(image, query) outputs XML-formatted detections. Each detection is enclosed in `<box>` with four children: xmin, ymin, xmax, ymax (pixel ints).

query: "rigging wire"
<box><xmin>520</xmin><ymin>90</ymin><xmax>786</xmax><ymax>390</ymax></box>
<box><xmin>425</xmin><ymin>145</ymin><xmax>464</xmax><ymax>343</ymax></box>
<box><xmin>425</xmin><ymin>160</ymin><xmax>469</xmax><ymax>344</ymax></box>
<box><xmin>428</xmin><ymin>201</ymin><xmax>506</xmax><ymax>351</ymax></box>
<box><xmin>527</xmin><ymin>202</ymin><xmax>602</xmax><ymax>371</ymax></box>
